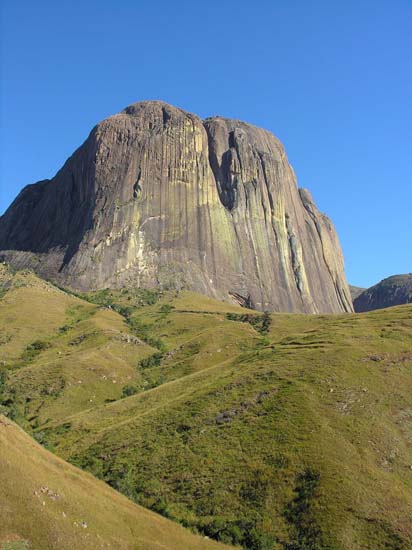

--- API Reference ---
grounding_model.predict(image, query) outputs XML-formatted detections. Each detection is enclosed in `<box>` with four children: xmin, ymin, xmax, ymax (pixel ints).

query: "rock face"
<box><xmin>353</xmin><ymin>274</ymin><xmax>412</xmax><ymax>312</ymax></box>
<box><xmin>0</xmin><ymin>101</ymin><xmax>353</xmax><ymax>313</ymax></box>
<box><xmin>349</xmin><ymin>285</ymin><xmax>366</xmax><ymax>301</ymax></box>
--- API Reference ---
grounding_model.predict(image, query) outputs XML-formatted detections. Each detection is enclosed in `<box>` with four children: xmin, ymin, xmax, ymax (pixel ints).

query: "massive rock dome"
<box><xmin>0</xmin><ymin>101</ymin><xmax>353</xmax><ymax>313</ymax></box>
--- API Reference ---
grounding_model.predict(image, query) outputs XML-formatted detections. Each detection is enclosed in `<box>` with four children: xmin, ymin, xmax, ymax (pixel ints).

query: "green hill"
<box><xmin>0</xmin><ymin>415</ymin><xmax>231</xmax><ymax>550</ymax></box>
<box><xmin>1</xmin><ymin>264</ymin><xmax>412</xmax><ymax>549</ymax></box>
<box><xmin>0</xmin><ymin>264</ymin><xmax>157</xmax><ymax>427</ymax></box>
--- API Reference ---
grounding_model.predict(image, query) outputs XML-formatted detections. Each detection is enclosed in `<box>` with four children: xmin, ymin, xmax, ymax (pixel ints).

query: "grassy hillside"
<box><xmin>0</xmin><ymin>415</ymin><xmax>232</xmax><ymax>550</ymax></box>
<box><xmin>1</xmin><ymin>264</ymin><xmax>412</xmax><ymax>549</ymax></box>
<box><xmin>0</xmin><ymin>264</ymin><xmax>156</xmax><ymax>427</ymax></box>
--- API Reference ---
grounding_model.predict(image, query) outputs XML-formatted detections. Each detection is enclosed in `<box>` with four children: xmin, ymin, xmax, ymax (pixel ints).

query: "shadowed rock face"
<box><xmin>353</xmin><ymin>274</ymin><xmax>412</xmax><ymax>312</ymax></box>
<box><xmin>349</xmin><ymin>285</ymin><xmax>366</xmax><ymax>301</ymax></box>
<box><xmin>0</xmin><ymin>101</ymin><xmax>353</xmax><ymax>313</ymax></box>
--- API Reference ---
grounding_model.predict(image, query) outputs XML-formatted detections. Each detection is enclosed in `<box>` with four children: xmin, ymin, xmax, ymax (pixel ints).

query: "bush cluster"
<box><xmin>138</xmin><ymin>352</ymin><xmax>164</xmax><ymax>370</ymax></box>
<box><xmin>226</xmin><ymin>312</ymin><xmax>271</xmax><ymax>335</ymax></box>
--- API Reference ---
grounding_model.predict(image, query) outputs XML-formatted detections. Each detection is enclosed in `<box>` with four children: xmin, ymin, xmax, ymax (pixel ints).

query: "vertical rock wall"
<box><xmin>0</xmin><ymin>101</ymin><xmax>353</xmax><ymax>313</ymax></box>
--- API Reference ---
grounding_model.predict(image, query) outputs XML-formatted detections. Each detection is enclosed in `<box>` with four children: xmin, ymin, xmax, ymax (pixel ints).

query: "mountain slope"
<box><xmin>1</xmin><ymin>268</ymin><xmax>410</xmax><ymax>549</ymax></box>
<box><xmin>41</xmin><ymin>303</ymin><xmax>412</xmax><ymax>550</ymax></box>
<box><xmin>0</xmin><ymin>101</ymin><xmax>352</xmax><ymax>313</ymax></box>
<box><xmin>0</xmin><ymin>265</ymin><xmax>261</xmax><ymax>429</ymax></box>
<box><xmin>0</xmin><ymin>263</ymin><xmax>157</xmax><ymax>426</ymax></box>
<box><xmin>349</xmin><ymin>284</ymin><xmax>365</xmax><ymax>301</ymax></box>
<box><xmin>0</xmin><ymin>415</ymin><xmax>232</xmax><ymax>550</ymax></box>
<box><xmin>353</xmin><ymin>274</ymin><xmax>412</xmax><ymax>312</ymax></box>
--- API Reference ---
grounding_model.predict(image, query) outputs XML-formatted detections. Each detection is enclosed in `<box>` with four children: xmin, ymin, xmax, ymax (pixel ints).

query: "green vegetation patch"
<box><xmin>21</xmin><ymin>339</ymin><xmax>51</xmax><ymax>362</ymax></box>
<box><xmin>226</xmin><ymin>312</ymin><xmax>271</xmax><ymax>335</ymax></box>
<box><xmin>1</xmin><ymin>540</ymin><xmax>30</xmax><ymax>550</ymax></box>
<box><xmin>2</xmin><ymin>271</ymin><xmax>412</xmax><ymax>550</ymax></box>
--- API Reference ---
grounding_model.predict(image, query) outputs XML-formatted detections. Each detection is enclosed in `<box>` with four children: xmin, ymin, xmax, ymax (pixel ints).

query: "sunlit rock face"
<box><xmin>0</xmin><ymin>101</ymin><xmax>353</xmax><ymax>312</ymax></box>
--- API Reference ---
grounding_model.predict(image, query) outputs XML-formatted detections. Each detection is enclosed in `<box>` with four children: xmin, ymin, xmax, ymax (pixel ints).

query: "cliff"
<box><xmin>0</xmin><ymin>101</ymin><xmax>353</xmax><ymax>313</ymax></box>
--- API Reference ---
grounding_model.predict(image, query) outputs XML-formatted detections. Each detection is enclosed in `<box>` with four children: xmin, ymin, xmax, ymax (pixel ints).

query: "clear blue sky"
<box><xmin>1</xmin><ymin>1</ymin><xmax>411</xmax><ymax>287</ymax></box>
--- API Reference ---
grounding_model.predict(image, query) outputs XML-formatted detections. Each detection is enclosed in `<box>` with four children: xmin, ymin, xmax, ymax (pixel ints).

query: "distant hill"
<box><xmin>353</xmin><ymin>274</ymin><xmax>412</xmax><ymax>312</ymax></box>
<box><xmin>1</xmin><ymin>266</ymin><xmax>411</xmax><ymax>549</ymax></box>
<box><xmin>349</xmin><ymin>284</ymin><xmax>365</xmax><ymax>301</ymax></box>
<box><xmin>0</xmin><ymin>415</ymin><xmax>231</xmax><ymax>550</ymax></box>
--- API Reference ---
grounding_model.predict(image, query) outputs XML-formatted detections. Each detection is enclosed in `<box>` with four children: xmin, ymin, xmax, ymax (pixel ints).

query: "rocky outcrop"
<box><xmin>0</xmin><ymin>101</ymin><xmax>353</xmax><ymax>313</ymax></box>
<box><xmin>353</xmin><ymin>274</ymin><xmax>412</xmax><ymax>312</ymax></box>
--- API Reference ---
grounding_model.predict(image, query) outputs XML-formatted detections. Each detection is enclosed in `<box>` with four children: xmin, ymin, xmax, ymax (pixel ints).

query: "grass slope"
<box><xmin>0</xmin><ymin>266</ymin><xmax>156</xmax><ymax>427</ymax></box>
<box><xmin>0</xmin><ymin>415</ymin><xmax>232</xmax><ymax>550</ymax></box>
<box><xmin>1</xmin><ymin>265</ymin><xmax>412</xmax><ymax>549</ymax></box>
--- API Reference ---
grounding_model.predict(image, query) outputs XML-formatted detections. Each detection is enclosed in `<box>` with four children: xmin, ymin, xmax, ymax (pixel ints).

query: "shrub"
<box><xmin>260</xmin><ymin>312</ymin><xmax>271</xmax><ymax>335</ymax></box>
<box><xmin>138</xmin><ymin>352</ymin><xmax>164</xmax><ymax>369</ymax></box>
<box><xmin>226</xmin><ymin>312</ymin><xmax>271</xmax><ymax>335</ymax></box>
<box><xmin>0</xmin><ymin>369</ymin><xmax>6</xmax><ymax>395</ymax></box>
<box><xmin>22</xmin><ymin>340</ymin><xmax>51</xmax><ymax>361</ymax></box>
<box><xmin>122</xmin><ymin>384</ymin><xmax>139</xmax><ymax>397</ymax></box>
<box><xmin>113</xmin><ymin>304</ymin><xmax>134</xmax><ymax>318</ymax></box>
<box><xmin>284</xmin><ymin>469</ymin><xmax>324</xmax><ymax>549</ymax></box>
<box><xmin>128</xmin><ymin>318</ymin><xmax>166</xmax><ymax>351</ymax></box>
<box><xmin>27</xmin><ymin>340</ymin><xmax>50</xmax><ymax>351</ymax></box>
